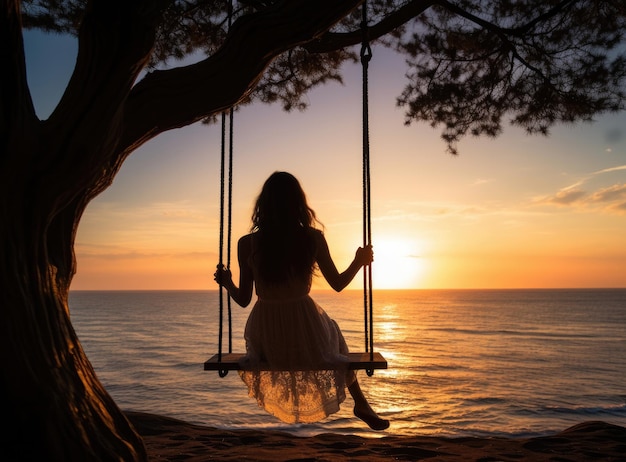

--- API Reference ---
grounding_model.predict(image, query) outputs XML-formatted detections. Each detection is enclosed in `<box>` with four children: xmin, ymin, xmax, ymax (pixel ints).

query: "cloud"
<box><xmin>610</xmin><ymin>201</ymin><xmax>626</xmax><ymax>212</ymax></box>
<box><xmin>534</xmin><ymin>183</ymin><xmax>626</xmax><ymax>214</ymax></box>
<box><xmin>532</xmin><ymin>164</ymin><xmax>626</xmax><ymax>214</ymax></box>
<box><xmin>588</xmin><ymin>184</ymin><xmax>626</xmax><ymax>203</ymax></box>
<box><xmin>581</xmin><ymin>166</ymin><xmax>626</xmax><ymax>215</ymax></box>
<box><xmin>75</xmin><ymin>243</ymin><xmax>215</xmax><ymax>261</ymax></box>
<box><xmin>544</xmin><ymin>188</ymin><xmax>588</xmax><ymax>205</ymax></box>
<box><xmin>592</xmin><ymin>165</ymin><xmax>626</xmax><ymax>175</ymax></box>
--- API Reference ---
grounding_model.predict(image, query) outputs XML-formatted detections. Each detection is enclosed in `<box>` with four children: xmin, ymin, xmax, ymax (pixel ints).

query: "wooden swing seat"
<box><xmin>204</xmin><ymin>352</ymin><xmax>387</xmax><ymax>371</ymax></box>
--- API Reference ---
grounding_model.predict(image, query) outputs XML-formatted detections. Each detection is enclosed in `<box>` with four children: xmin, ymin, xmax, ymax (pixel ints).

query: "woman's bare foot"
<box><xmin>354</xmin><ymin>406</ymin><xmax>390</xmax><ymax>431</ymax></box>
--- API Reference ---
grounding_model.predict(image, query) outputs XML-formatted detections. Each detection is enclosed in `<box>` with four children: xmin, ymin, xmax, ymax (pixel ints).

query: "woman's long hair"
<box><xmin>251</xmin><ymin>172</ymin><xmax>320</xmax><ymax>285</ymax></box>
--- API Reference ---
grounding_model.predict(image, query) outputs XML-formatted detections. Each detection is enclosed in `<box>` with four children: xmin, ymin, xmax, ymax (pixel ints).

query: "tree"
<box><xmin>1</xmin><ymin>0</ymin><xmax>624</xmax><ymax>459</ymax></box>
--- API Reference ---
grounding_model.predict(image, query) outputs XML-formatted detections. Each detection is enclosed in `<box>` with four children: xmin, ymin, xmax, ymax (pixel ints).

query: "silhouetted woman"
<box><xmin>214</xmin><ymin>171</ymin><xmax>389</xmax><ymax>430</ymax></box>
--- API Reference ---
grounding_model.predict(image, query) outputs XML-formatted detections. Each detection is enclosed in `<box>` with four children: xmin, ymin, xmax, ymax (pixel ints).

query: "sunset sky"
<box><xmin>24</xmin><ymin>30</ymin><xmax>626</xmax><ymax>290</ymax></box>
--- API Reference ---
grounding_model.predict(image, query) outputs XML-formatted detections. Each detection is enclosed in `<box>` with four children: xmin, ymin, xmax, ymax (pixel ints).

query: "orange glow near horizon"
<box><xmin>370</xmin><ymin>237</ymin><xmax>429</xmax><ymax>289</ymax></box>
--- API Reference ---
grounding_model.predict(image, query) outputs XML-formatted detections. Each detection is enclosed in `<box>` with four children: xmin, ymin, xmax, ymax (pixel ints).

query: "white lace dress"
<box><xmin>238</xmin><ymin>275</ymin><xmax>354</xmax><ymax>424</ymax></box>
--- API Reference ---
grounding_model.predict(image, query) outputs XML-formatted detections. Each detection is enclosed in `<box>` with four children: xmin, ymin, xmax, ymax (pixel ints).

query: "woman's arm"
<box><xmin>314</xmin><ymin>230</ymin><xmax>373</xmax><ymax>292</ymax></box>
<box><xmin>214</xmin><ymin>234</ymin><xmax>254</xmax><ymax>307</ymax></box>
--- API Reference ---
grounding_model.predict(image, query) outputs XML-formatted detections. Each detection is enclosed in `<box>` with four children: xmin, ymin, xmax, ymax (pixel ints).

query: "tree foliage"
<box><xmin>20</xmin><ymin>0</ymin><xmax>626</xmax><ymax>153</ymax></box>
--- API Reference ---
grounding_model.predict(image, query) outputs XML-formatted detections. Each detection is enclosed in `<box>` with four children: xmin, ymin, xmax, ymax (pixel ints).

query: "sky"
<box><xmin>23</xmin><ymin>29</ymin><xmax>626</xmax><ymax>291</ymax></box>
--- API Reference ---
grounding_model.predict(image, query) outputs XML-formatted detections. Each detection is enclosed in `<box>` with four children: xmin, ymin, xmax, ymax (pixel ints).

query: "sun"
<box><xmin>370</xmin><ymin>237</ymin><xmax>428</xmax><ymax>289</ymax></box>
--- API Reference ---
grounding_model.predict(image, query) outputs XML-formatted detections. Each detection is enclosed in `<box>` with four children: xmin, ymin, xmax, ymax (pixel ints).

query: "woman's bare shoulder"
<box><xmin>307</xmin><ymin>227</ymin><xmax>325</xmax><ymax>243</ymax></box>
<box><xmin>307</xmin><ymin>228</ymin><xmax>328</xmax><ymax>253</ymax></box>
<box><xmin>238</xmin><ymin>233</ymin><xmax>255</xmax><ymax>247</ymax></box>
<box><xmin>307</xmin><ymin>227</ymin><xmax>324</xmax><ymax>237</ymax></box>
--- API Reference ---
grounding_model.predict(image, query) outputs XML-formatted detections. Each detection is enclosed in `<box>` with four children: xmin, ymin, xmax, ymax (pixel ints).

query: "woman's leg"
<box><xmin>347</xmin><ymin>375</ymin><xmax>390</xmax><ymax>431</ymax></box>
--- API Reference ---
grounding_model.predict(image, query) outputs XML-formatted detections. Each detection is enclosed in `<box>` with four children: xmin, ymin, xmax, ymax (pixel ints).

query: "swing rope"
<box><xmin>217</xmin><ymin>107</ymin><xmax>234</xmax><ymax>377</ymax></box>
<box><xmin>217</xmin><ymin>0</ymin><xmax>235</xmax><ymax>378</ymax></box>
<box><xmin>206</xmin><ymin>0</ymin><xmax>386</xmax><ymax>374</ymax></box>
<box><xmin>360</xmin><ymin>0</ymin><xmax>375</xmax><ymax>377</ymax></box>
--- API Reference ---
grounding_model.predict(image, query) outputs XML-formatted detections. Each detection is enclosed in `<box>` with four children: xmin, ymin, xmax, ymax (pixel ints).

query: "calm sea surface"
<box><xmin>69</xmin><ymin>289</ymin><xmax>626</xmax><ymax>438</ymax></box>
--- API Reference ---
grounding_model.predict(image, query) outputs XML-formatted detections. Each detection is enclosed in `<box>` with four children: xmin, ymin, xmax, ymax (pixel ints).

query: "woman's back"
<box><xmin>248</xmin><ymin>228</ymin><xmax>317</xmax><ymax>301</ymax></box>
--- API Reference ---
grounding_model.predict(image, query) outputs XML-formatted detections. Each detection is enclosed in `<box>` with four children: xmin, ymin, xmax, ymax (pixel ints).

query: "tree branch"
<box><xmin>35</xmin><ymin>0</ymin><xmax>164</xmax><ymax>196</ymax></box>
<box><xmin>305</xmin><ymin>0</ymin><xmax>437</xmax><ymax>53</ymax></box>
<box><xmin>119</xmin><ymin>0</ymin><xmax>362</xmax><ymax>155</ymax></box>
<box><xmin>436</xmin><ymin>0</ymin><xmax>579</xmax><ymax>37</ymax></box>
<box><xmin>46</xmin><ymin>0</ymin><xmax>161</xmax><ymax>138</ymax></box>
<box><xmin>304</xmin><ymin>0</ymin><xmax>581</xmax><ymax>54</ymax></box>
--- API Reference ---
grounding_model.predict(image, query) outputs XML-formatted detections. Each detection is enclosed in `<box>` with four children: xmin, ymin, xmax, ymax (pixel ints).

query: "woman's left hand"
<box><xmin>213</xmin><ymin>264</ymin><xmax>233</xmax><ymax>288</ymax></box>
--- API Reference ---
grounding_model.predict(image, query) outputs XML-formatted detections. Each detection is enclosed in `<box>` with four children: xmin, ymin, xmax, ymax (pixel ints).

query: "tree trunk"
<box><xmin>0</xmin><ymin>118</ymin><xmax>147</xmax><ymax>459</ymax></box>
<box><xmin>1</xmin><ymin>1</ymin><xmax>151</xmax><ymax>457</ymax></box>
<box><xmin>1</xmin><ymin>235</ymin><xmax>147</xmax><ymax>461</ymax></box>
<box><xmin>1</xmin><ymin>69</ymin><xmax>147</xmax><ymax>462</ymax></box>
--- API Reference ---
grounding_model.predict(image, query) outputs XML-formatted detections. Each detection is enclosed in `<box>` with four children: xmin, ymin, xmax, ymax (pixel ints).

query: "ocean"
<box><xmin>68</xmin><ymin>288</ymin><xmax>626</xmax><ymax>439</ymax></box>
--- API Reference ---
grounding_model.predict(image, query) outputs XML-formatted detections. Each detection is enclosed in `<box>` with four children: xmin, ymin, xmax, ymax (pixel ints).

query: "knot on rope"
<box><xmin>360</xmin><ymin>5</ymin><xmax>372</xmax><ymax>65</ymax></box>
